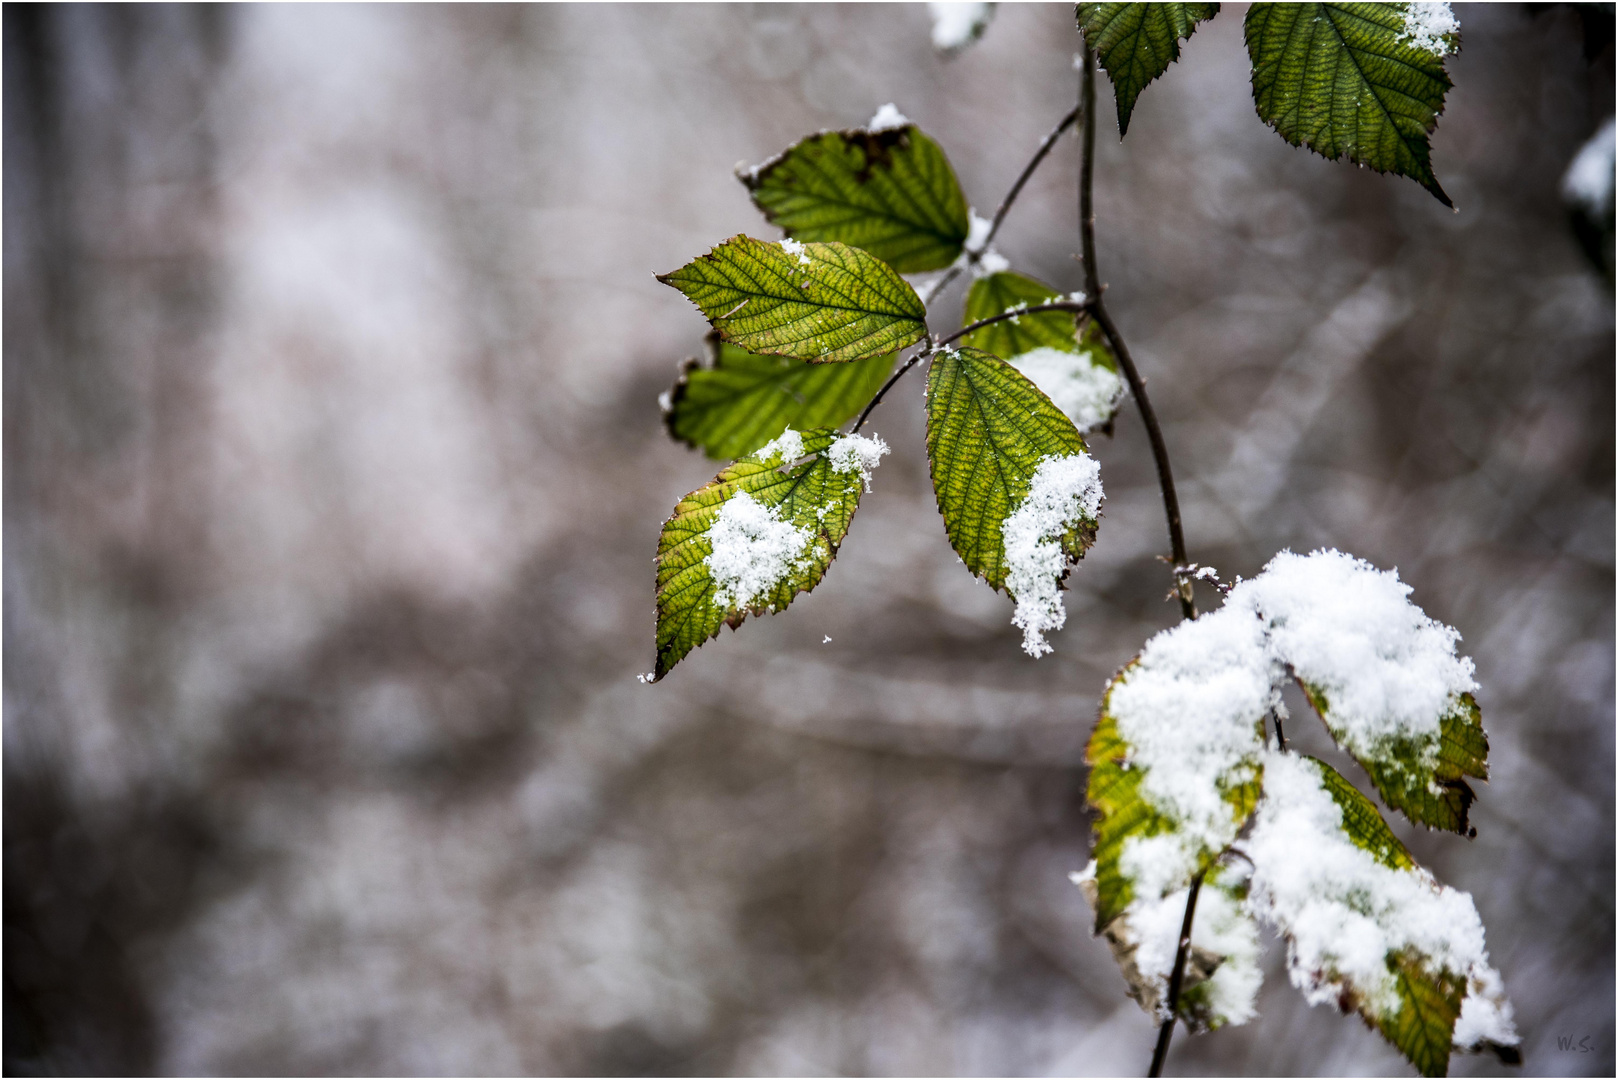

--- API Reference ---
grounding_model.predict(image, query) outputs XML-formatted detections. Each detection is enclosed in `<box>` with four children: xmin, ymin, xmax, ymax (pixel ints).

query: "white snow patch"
<box><xmin>636</xmin><ymin>671</ymin><xmax>657</xmax><ymax>684</ymax></box>
<box><xmin>1453</xmin><ymin>963</ymin><xmax>1520</xmax><ymax>1050</ymax></box>
<box><xmin>1193</xmin><ymin>871</ymin><xmax>1263</xmax><ymax>1026</ymax></box>
<box><xmin>867</xmin><ymin>103</ymin><xmax>910</xmax><ymax>132</ymax></box>
<box><xmin>1243</xmin><ymin>753</ymin><xmax>1505</xmax><ymax>1025</ymax></box>
<box><xmin>1398</xmin><ymin>2</ymin><xmax>1458</xmax><ymax>57</ymax></box>
<box><xmin>1230</xmin><ymin>550</ymin><xmax>1476</xmax><ymax>767</ymax></box>
<box><xmin>778</xmin><ymin>237</ymin><xmax>811</xmax><ymax>265</ymax></box>
<box><xmin>657</xmin><ymin>389</ymin><xmax>673</xmax><ymax>413</ymax></box>
<box><xmin>704</xmin><ymin>491</ymin><xmax>813</xmax><ymax>611</ymax></box>
<box><xmin>1009</xmin><ymin>346</ymin><xmax>1125</xmax><ymax>433</ymax></box>
<box><xmin>1561</xmin><ymin>116</ymin><xmax>1615</xmax><ymax>219</ymax></box>
<box><xmin>928</xmin><ymin>2</ymin><xmax>995</xmax><ymax>52</ymax></box>
<box><xmin>1109</xmin><ymin>603</ymin><xmax>1275</xmax><ymax>881</ymax></box>
<box><xmin>826</xmin><ymin>432</ymin><xmax>889</xmax><ymax>492</ymax></box>
<box><xmin>964</xmin><ymin>210</ymin><xmax>992</xmax><ymax>253</ymax></box>
<box><xmin>755</xmin><ymin>427</ymin><xmax>807</xmax><ymax>465</ymax></box>
<box><xmin>1001</xmin><ymin>453</ymin><xmax>1103</xmax><ymax>657</ymax></box>
<box><xmin>973</xmin><ymin>250</ymin><xmax>1010</xmax><ymax>276</ymax></box>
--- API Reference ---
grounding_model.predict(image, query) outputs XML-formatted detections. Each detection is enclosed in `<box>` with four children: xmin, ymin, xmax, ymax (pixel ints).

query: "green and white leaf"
<box><xmin>1074</xmin><ymin>859</ymin><xmax>1262</xmax><ymax>1031</ymax></box>
<box><xmin>1234</xmin><ymin>549</ymin><xmax>1488</xmax><ymax>835</ymax></box>
<box><xmin>1242</xmin><ymin>753</ymin><xmax>1517</xmax><ymax>1077</ymax></box>
<box><xmin>1084</xmin><ymin>604</ymin><xmax>1271</xmax><ymax>930</ymax></box>
<box><xmin>962</xmin><ymin>271</ymin><xmax>1124</xmax><ymax>433</ymax></box>
<box><xmin>739</xmin><ymin>125</ymin><xmax>971</xmax><ymax>273</ymax></box>
<box><xmin>1301</xmin><ymin>684</ymin><xmax>1487</xmax><ymax>837</ymax></box>
<box><xmin>658</xmin><ymin>236</ymin><xmax>927</xmax><ymax>364</ymax></box>
<box><xmin>1244</xmin><ymin>2</ymin><xmax>1458</xmax><ymax>206</ymax></box>
<box><xmin>924</xmin><ymin>346</ymin><xmax>1101</xmax><ymax>656</ymax></box>
<box><xmin>1080</xmin><ymin>603</ymin><xmax>1272</xmax><ymax>1027</ymax></box>
<box><xmin>1077</xmin><ymin>3</ymin><xmax>1220</xmax><ymax>136</ymax></box>
<box><xmin>653</xmin><ymin>427</ymin><xmax>888</xmax><ymax>679</ymax></box>
<box><xmin>664</xmin><ymin>339</ymin><xmax>895</xmax><ymax>460</ymax></box>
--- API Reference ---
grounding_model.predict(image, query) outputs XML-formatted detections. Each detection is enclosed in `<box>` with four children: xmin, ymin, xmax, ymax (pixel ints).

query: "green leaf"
<box><xmin>664</xmin><ymin>339</ymin><xmax>895</xmax><ymax>461</ymax></box>
<box><xmin>962</xmin><ymin>272</ymin><xmax>1125</xmax><ymax>433</ymax></box>
<box><xmin>1300</xmin><ymin>683</ymin><xmax>1488</xmax><ymax>836</ymax></box>
<box><xmin>960</xmin><ymin>271</ymin><xmax>1083</xmax><ymax>358</ymax></box>
<box><xmin>658</xmin><ymin>235</ymin><xmax>927</xmax><ymax>364</ymax></box>
<box><xmin>653</xmin><ymin>428</ymin><xmax>880</xmax><ymax>679</ymax></box>
<box><xmin>923</xmin><ymin>346</ymin><xmax>1095</xmax><ymax>591</ymax></box>
<box><xmin>1245</xmin><ymin>755</ymin><xmax>1487</xmax><ymax>1078</ymax></box>
<box><xmin>1243</xmin><ymin>2</ymin><xmax>1458</xmax><ymax>206</ymax></box>
<box><xmin>739</xmin><ymin>126</ymin><xmax>971</xmax><ymax>273</ymax></box>
<box><xmin>1077</xmin><ymin>3</ymin><xmax>1220</xmax><ymax>136</ymax></box>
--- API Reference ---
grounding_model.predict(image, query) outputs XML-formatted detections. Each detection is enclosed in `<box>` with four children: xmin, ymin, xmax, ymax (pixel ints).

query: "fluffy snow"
<box><xmin>1001</xmin><ymin>453</ymin><xmax>1103</xmax><ymax>657</ymax></box>
<box><xmin>867</xmin><ymin>103</ymin><xmax>910</xmax><ymax>132</ymax></box>
<box><xmin>1230</xmin><ymin>550</ymin><xmax>1476</xmax><ymax>770</ymax></box>
<box><xmin>755</xmin><ymin>427</ymin><xmax>807</xmax><ymax>465</ymax></box>
<box><xmin>657</xmin><ymin>389</ymin><xmax>673</xmax><ymax>413</ymax></box>
<box><xmin>1193</xmin><ymin>872</ymin><xmax>1263</xmax><ymax>1027</ymax></box>
<box><xmin>1453</xmin><ymin>963</ymin><xmax>1520</xmax><ymax>1050</ymax></box>
<box><xmin>928</xmin><ymin>2</ymin><xmax>995</xmax><ymax>52</ymax></box>
<box><xmin>1009</xmin><ymin>346</ymin><xmax>1125</xmax><ymax>433</ymax></box>
<box><xmin>778</xmin><ymin>237</ymin><xmax>811</xmax><ymax>265</ymax></box>
<box><xmin>964</xmin><ymin>210</ymin><xmax>992</xmax><ymax>254</ymax></box>
<box><xmin>826</xmin><ymin>432</ymin><xmax>889</xmax><ymax>492</ymax></box>
<box><xmin>1398</xmin><ymin>2</ymin><xmax>1458</xmax><ymax>57</ymax></box>
<box><xmin>704</xmin><ymin>491</ymin><xmax>813</xmax><ymax>611</ymax></box>
<box><xmin>1561</xmin><ymin>116</ymin><xmax>1615</xmax><ymax>219</ymax></box>
<box><xmin>1109</xmin><ymin>603</ymin><xmax>1275</xmax><ymax>887</ymax></box>
<box><xmin>1243</xmin><ymin>752</ymin><xmax>1510</xmax><ymax>1036</ymax></box>
<box><xmin>1070</xmin><ymin>863</ymin><xmax>1261</xmax><ymax>1026</ymax></box>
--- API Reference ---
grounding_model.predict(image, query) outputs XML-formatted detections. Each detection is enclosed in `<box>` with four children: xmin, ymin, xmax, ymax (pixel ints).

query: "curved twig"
<box><xmin>920</xmin><ymin>104</ymin><xmax>1083</xmax><ymax>307</ymax></box>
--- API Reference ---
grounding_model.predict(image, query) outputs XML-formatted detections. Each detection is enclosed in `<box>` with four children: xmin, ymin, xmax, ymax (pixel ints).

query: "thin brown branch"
<box><xmin>933</xmin><ymin>300</ymin><xmax>1088</xmax><ymax>350</ymax></box>
<box><xmin>1076</xmin><ymin>45</ymin><xmax>1194</xmax><ymax>621</ymax></box>
<box><xmin>920</xmin><ymin>104</ymin><xmax>1080</xmax><ymax>308</ymax></box>
<box><xmin>1148</xmin><ymin>871</ymin><xmax>1205</xmax><ymax>1078</ymax></box>
<box><xmin>1072</xmin><ymin>38</ymin><xmax>1200</xmax><ymax>1077</ymax></box>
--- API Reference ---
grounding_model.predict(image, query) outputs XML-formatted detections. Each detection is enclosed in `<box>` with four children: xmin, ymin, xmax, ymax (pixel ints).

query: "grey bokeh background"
<box><xmin>5</xmin><ymin>3</ymin><xmax>1612</xmax><ymax>1075</ymax></box>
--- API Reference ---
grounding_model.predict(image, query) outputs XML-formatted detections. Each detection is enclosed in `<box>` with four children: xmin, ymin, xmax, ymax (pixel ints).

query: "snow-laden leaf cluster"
<box><xmin>655</xmin><ymin>117</ymin><xmax>1116</xmax><ymax>676</ymax></box>
<box><xmin>1079</xmin><ymin>549</ymin><xmax>1516</xmax><ymax>1074</ymax></box>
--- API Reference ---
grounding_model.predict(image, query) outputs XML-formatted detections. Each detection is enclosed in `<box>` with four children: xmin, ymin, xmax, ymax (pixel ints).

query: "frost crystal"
<box><xmin>1561</xmin><ymin>116</ymin><xmax>1615</xmax><ymax>219</ymax></box>
<box><xmin>1008</xmin><ymin>346</ymin><xmax>1125</xmax><ymax>433</ymax></box>
<box><xmin>755</xmin><ymin>427</ymin><xmax>806</xmax><ymax>465</ymax></box>
<box><xmin>778</xmin><ymin>237</ymin><xmax>811</xmax><ymax>265</ymax></box>
<box><xmin>1230</xmin><ymin>550</ymin><xmax>1476</xmax><ymax>762</ymax></box>
<box><xmin>928</xmin><ymin>2</ymin><xmax>995</xmax><ymax>52</ymax></box>
<box><xmin>1243</xmin><ymin>753</ymin><xmax>1514</xmax><ymax>1045</ymax></box>
<box><xmin>704</xmin><ymin>491</ymin><xmax>813</xmax><ymax>611</ymax></box>
<box><xmin>867</xmin><ymin>103</ymin><xmax>910</xmax><ymax>132</ymax></box>
<box><xmin>826</xmin><ymin>432</ymin><xmax>889</xmax><ymax>492</ymax></box>
<box><xmin>1397</xmin><ymin>2</ymin><xmax>1458</xmax><ymax>57</ymax></box>
<box><xmin>1001</xmin><ymin>453</ymin><xmax>1103</xmax><ymax>657</ymax></box>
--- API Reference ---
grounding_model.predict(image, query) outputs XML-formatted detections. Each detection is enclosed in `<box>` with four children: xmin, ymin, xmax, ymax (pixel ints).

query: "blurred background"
<box><xmin>4</xmin><ymin>3</ymin><xmax>1612</xmax><ymax>1075</ymax></box>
